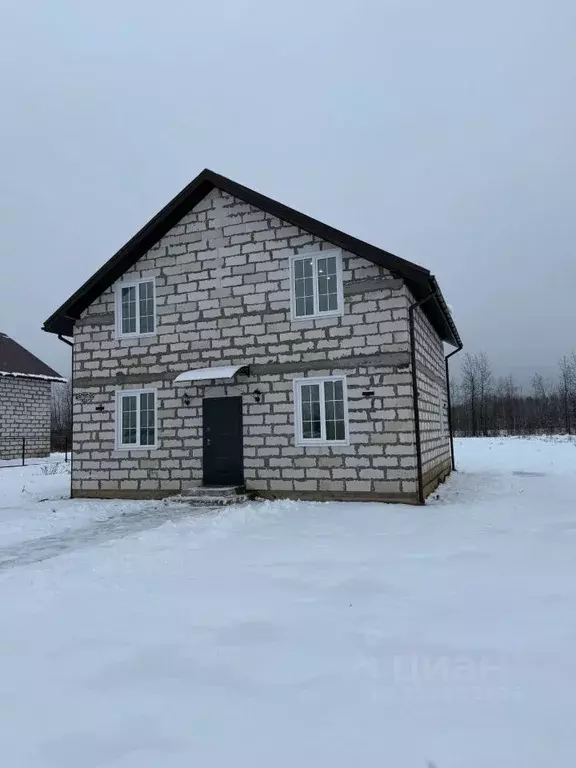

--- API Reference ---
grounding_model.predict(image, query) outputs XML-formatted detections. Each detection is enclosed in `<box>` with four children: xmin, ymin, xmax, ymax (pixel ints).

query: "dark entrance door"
<box><xmin>202</xmin><ymin>397</ymin><xmax>244</xmax><ymax>486</ymax></box>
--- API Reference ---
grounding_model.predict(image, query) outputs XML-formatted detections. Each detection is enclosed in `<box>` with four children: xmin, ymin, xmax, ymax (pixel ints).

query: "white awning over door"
<box><xmin>173</xmin><ymin>365</ymin><xmax>248</xmax><ymax>383</ymax></box>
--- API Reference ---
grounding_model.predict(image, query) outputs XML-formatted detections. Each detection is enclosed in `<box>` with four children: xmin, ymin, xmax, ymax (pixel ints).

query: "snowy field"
<box><xmin>1</xmin><ymin>437</ymin><xmax>575</xmax><ymax>767</ymax></box>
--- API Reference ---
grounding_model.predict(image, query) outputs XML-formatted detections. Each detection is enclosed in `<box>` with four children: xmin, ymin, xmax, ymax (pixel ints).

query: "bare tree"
<box><xmin>460</xmin><ymin>353</ymin><xmax>479</xmax><ymax>436</ymax></box>
<box><xmin>492</xmin><ymin>377</ymin><xmax>508</xmax><ymax>434</ymax></box>
<box><xmin>532</xmin><ymin>373</ymin><xmax>551</xmax><ymax>433</ymax></box>
<box><xmin>558</xmin><ymin>355</ymin><xmax>573</xmax><ymax>434</ymax></box>
<box><xmin>458</xmin><ymin>352</ymin><xmax>492</xmax><ymax>436</ymax></box>
<box><xmin>51</xmin><ymin>381</ymin><xmax>72</xmax><ymax>449</ymax></box>
<box><xmin>502</xmin><ymin>374</ymin><xmax>518</xmax><ymax>434</ymax></box>
<box><xmin>476</xmin><ymin>352</ymin><xmax>492</xmax><ymax>436</ymax></box>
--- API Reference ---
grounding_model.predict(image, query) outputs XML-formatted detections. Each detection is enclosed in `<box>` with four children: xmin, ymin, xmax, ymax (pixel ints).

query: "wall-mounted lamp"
<box><xmin>182</xmin><ymin>392</ymin><xmax>191</xmax><ymax>406</ymax></box>
<box><xmin>253</xmin><ymin>389</ymin><xmax>262</xmax><ymax>403</ymax></box>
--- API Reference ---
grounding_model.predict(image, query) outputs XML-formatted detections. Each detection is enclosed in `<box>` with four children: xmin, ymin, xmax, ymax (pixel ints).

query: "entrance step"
<box><xmin>172</xmin><ymin>494</ymin><xmax>251</xmax><ymax>507</ymax></box>
<box><xmin>181</xmin><ymin>485</ymin><xmax>245</xmax><ymax>499</ymax></box>
<box><xmin>169</xmin><ymin>485</ymin><xmax>251</xmax><ymax>508</ymax></box>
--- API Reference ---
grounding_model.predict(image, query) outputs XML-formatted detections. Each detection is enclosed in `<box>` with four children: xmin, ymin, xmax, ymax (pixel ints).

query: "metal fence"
<box><xmin>0</xmin><ymin>437</ymin><xmax>69</xmax><ymax>468</ymax></box>
<box><xmin>51</xmin><ymin>435</ymin><xmax>70</xmax><ymax>460</ymax></box>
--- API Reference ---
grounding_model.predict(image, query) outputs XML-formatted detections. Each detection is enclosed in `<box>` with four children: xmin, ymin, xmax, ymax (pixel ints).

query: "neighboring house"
<box><xmin>0</xmin><ymin>333</ymin><xmax>66</xmax><ymax>460</ymax></box>
<box><xmin>43</xmin><ymin>170</ymin><xmax>462</xmax><ymax>504</ymax></box>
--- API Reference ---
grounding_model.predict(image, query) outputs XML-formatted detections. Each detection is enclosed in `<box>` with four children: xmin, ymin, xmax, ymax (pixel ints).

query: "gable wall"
<box><xmin>75</xmin><ymin>188</ymin><xmax>410</xmax><ymax>378</ymax></box>
<box><xmin>72</xmin><ymin>188</ymin><xmax>419</xmax><ymax>500</ymax></box>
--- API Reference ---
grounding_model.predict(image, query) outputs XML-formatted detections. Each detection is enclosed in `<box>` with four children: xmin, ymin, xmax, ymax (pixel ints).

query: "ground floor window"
<box><xmin>293</xmin><ymin>376</ymin><xmax>348</xmax><ymax>445</ymax></box>
<box><xmin>116</xmin><ymin>389</ymin><xmax>157</xmax><ymax>448</ymax></box>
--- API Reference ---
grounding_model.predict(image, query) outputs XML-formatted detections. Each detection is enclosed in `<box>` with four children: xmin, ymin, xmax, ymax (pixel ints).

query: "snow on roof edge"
<box><xmin>0</xmin><ymin>371</ymin><xmax>67</xmax><ymax>383</ymax></box>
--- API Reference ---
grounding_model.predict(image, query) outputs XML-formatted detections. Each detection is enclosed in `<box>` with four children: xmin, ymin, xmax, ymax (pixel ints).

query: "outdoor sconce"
<box><xmin>182</xmin><ymin>393</ymin><xmax>191</xmax><ymax>406</ymax></box>
<box><xmin>253</xmin><ymin>389</ymin><xmax>262</xmax><ymax>403</ymax></box>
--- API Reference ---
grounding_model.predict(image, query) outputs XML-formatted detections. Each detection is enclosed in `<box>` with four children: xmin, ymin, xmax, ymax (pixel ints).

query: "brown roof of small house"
<box><xmin>0</xmin><ymin>333</ymin><xmax>66</xmax><ymax>382</ymax></box>
<box><xmin>42</xmin><ymin>169</ymin><xmax>462</xmax><ymax>347</ymax></box>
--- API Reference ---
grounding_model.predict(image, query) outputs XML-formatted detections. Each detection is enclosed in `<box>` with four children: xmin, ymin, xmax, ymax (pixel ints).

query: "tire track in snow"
<box><xmin>0</xmin><ymin>502</ymin><xmax>207</xmax><ymax>570</ymax></box>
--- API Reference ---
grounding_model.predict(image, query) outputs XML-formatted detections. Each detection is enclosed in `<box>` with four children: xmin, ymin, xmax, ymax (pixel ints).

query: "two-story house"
<box><xmin>43</xmin><ymin>170</ymin><xmax>462</xmax><ymax>504</ymax></box>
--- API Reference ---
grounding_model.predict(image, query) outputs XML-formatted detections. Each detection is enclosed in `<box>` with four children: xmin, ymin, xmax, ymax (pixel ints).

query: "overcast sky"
<box><xmin>1</xmin><ymin>0</ymin><xmax>574</xmax><ymax>387</ymax></box>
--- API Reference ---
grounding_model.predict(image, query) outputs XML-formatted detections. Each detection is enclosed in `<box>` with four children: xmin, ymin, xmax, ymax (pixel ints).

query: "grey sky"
<box><xmin>1</xmin><ymin>0</ymin><xmax>574</xmax><ymax>387</ymax></box>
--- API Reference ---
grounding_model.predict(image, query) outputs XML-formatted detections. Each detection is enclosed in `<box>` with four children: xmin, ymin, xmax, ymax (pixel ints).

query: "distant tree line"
<box><xmin>451</xmin><ymin>352</ymin><xmax>576</xmax><ymax>436</ymax></box>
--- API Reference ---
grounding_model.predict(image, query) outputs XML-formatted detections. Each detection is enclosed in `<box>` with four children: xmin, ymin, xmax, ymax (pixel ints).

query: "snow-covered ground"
<box><xmin>0</xmin><ymin>450</ymin><xmax>68</xmax><ymax>469</ymax></box>
<box><xmin>0</xmin><ymin>458</ymin><xmax>187</xmax><ymax>553</ymax></box>
<box><xmin>1</xmin><ymin>438</ymin><xmax>575</xmax><ymax>767</ymax></box>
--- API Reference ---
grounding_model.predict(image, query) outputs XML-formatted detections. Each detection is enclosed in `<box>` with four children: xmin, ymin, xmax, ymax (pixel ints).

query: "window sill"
<box><xmin>291</xmin><ymin>310</ymin><xmax>343</xmax><ymax>322</ymax></box>
<box><xmin>115</xmin><ymin>445</ymin><xmax>158</xmax><ymax>451</ymax></box>
<box><xmin>295</xmin><ymin>440</ymin><xmax>349</xmax><ymax>448</ymax></box>
<box><xmin>117</xmin><ymin>332</ymin><xmax>157</xmax><ymax>340</ymax></box>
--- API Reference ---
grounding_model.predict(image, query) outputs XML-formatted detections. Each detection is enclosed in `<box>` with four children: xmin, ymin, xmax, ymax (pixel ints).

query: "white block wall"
<box><xmin>412</xmin><ymin>300</ymin><xmax>452</xmax><ymax>494</ymax></box>
<box><xmin>70</xmin><ymin>187</ymin><xmax>450</xmax><ymax>501</ymax></box>
<box><xmin>0</xmin><ymin>377</ymin><xmax>51</xmax><ymax>459</ymax></box>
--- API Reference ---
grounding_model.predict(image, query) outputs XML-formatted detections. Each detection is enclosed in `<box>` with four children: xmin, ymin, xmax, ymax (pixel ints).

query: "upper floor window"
<box><xmin>116</xmin><ymin>278</ymin><xmax>156</xmax><ymax>337</ymax></box>
<box><xmin>290</xmin><ymin>250</ymin><xmax>343</xmax><ymax>320</ymax></box>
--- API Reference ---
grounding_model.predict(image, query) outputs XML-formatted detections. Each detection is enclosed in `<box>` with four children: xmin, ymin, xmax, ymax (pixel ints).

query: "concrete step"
<box><xmin>181</xmin><ymin>485</ymin><xmax>244</xmax><ymax>499</ymax></box>
<box><xmin>169</xmin><ymin>493</ymin><xmax>251</xmax><ymax>507</ymax></box>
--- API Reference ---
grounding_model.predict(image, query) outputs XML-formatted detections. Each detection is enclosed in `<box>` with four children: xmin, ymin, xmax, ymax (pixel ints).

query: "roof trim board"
<box><xmin>0</xmin><ymin>371</ymin><xmax>67</xmax><ymax>383</ymax></box>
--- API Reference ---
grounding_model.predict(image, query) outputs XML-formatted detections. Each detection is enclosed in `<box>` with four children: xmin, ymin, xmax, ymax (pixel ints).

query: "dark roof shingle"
<box><xmin>0</xmin><ymin>333</ymin><xmax>65</xmax><ymax>381</ymax></box>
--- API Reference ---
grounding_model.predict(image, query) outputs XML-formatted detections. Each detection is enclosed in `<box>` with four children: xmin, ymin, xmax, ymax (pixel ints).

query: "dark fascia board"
<box><xmin>43</xmin><ymin>169</ymin><xmax>461</xmax><ymax>346</ymax></box>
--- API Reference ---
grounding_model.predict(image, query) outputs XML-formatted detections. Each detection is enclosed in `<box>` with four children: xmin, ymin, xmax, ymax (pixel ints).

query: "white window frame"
<box><xmin>115</xmin><ymin>277</ymin><xmax>157</xmax><ymax>338</ymax></box>
<box><xmin>293</xmin><ymin>375</ymin><xmax>349</xmax><ymax>446</ymax></box>
<box><xmin>290</xmin><ymin>249</ymin><xmax>344</xmax><ymax>321</ymax></box>
<box><xmin>115</xmin><ymin>388</ymin><xmax>158</xmax><ymax>450</ymax></box>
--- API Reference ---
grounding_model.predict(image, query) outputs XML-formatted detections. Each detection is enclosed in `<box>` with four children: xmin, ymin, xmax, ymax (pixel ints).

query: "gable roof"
<box><xmin>0</xmin><ymin>333</ymin><xmax>66</xmax><ymax>382</ymax></box>
<box><xmin>42</xmin><ymin>169</ymin><xmax>461</xmax><ymax>346</ymax></box>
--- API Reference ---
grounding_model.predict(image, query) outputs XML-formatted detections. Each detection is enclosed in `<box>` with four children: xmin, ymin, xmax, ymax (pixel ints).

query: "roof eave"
<box><xmin>0</xmin><ymin>371</ymin><xmax>67</xmax><ymax>383</ymax></box>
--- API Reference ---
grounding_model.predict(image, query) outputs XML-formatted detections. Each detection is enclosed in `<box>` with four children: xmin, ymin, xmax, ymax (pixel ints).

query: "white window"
<box><xmin>290</xmin><ymin>250</ymin><xmax>343</xmax><ymax>320</ymax></box>
<box><xmin>294</xmin><ymin>376</ymin><xmax>349</xmax><ymax>445</ymax></box>
<box><xmin>116</xmin><ymin>389</ymin><xmax>157</xmax><ymax>448</ymax></box>
<box><xmin>116</xmin><ymin>278</ymin><xmax>156</xmax><ymax>337</ymax></box>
